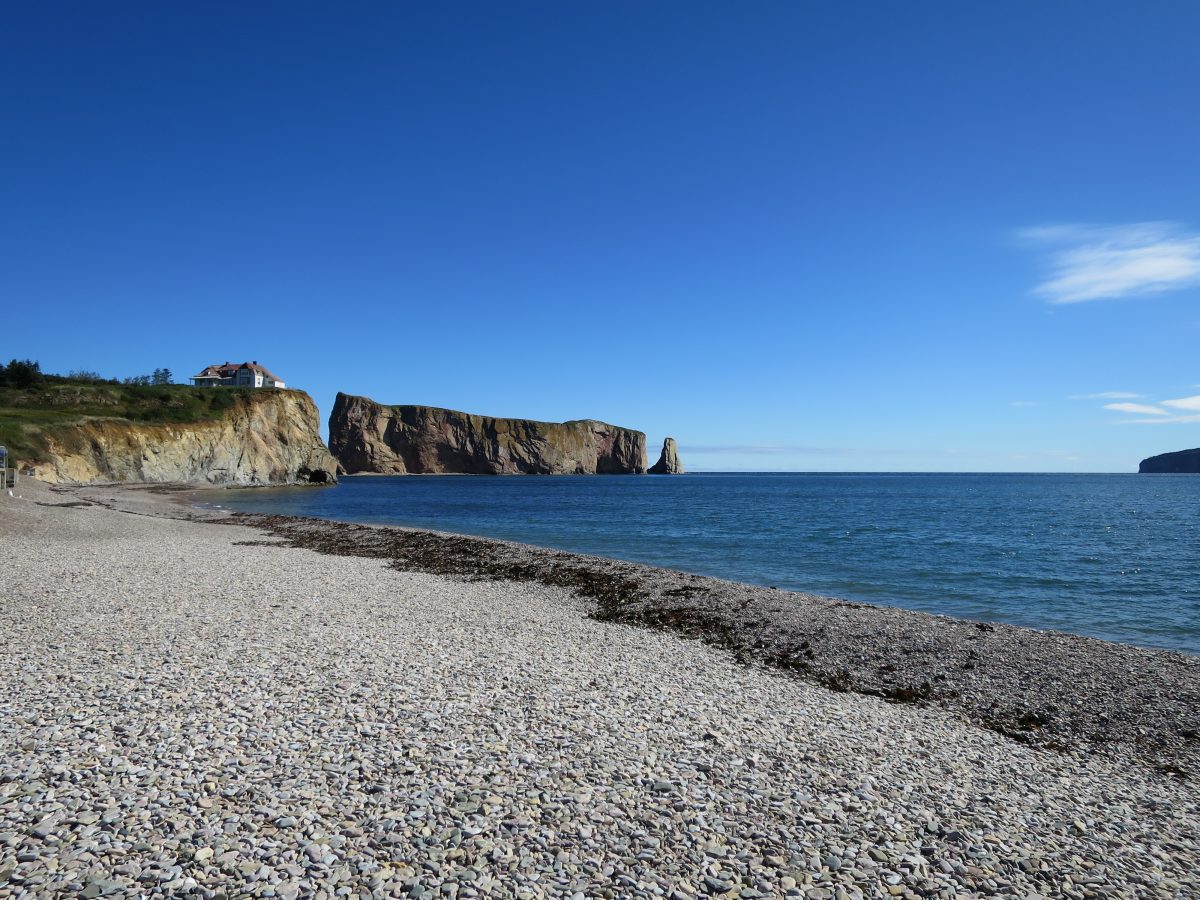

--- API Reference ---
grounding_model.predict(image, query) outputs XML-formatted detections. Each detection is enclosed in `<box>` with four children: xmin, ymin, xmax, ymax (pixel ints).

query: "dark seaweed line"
<box><xmin>232</xmin><ymin>512</ymin><xmax>1199</xmax><ymax>781</ymax></box>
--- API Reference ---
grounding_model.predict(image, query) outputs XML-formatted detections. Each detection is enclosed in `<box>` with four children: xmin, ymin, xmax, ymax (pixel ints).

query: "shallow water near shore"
<box><xmin>216</xmin><ymin>472</ymin><xmax>1200</xmax><ymax>654</ymax></box>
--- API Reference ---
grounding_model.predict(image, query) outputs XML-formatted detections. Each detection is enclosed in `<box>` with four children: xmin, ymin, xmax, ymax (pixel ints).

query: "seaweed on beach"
<box><xmin>232</xmin><ymin>511</ymin><xmax>1200</xmax><ymax>781</ymax></box>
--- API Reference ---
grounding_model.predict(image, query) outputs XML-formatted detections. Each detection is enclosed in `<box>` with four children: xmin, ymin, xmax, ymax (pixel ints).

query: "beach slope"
<box><xmin>1</xmin><ymin>483</ymin><xmax>1197</xmax><ymax>898</ymax></box>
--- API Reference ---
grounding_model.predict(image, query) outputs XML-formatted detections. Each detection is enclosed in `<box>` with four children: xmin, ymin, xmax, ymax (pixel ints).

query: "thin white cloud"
<box><xmin>681</xmin><ymin>445</ymin><xmax>963</xmax><ymax>457</ymax></box>
<box><xmin>1068</xmin><ymin>391</ymin><xmax>1143</xmax><ymax>400</ymax></box>
<box><xmin>1117</xmin><ymin>414</ymin><xmax>1200</xmax><ymax>425</ymax></box>
<box><xmin>1010</xmin><ymin>400</ymin><xmax>1038</xmax><ymax>407</ymax></box>
<box><xmin>1020</xmin><ymin>222</ymin><xmax>1200</xmax><ymax>303</ymax></box>
<box><xmin>1097</xmin><ymin>391</ymin><xmax>1200</xmax><ymax>423</ymax></box>
<box><xmin>683</xmin><ymin>445</ymin><xmax>855</xmax><ymax>455</ymax></box>
<box><xmin>1162</xmin><ymin>394</ymin><xmax>1200</xmax><ymax>411</ymax></box>
<box><xmin>683</xmin><ymin>445</ymin><xmax>881</xmax><ymax>456</ymax></box>
<box><xmin>1104</xmin><ymin>402</ymin><xmax>1168</xmax><ymax>416</ymax></box>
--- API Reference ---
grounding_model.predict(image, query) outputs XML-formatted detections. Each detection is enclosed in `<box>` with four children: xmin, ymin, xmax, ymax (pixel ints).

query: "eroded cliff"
<box><xmin>18</xmin><ymin>389</ymin><xmax>338</xmax><ymax>486</ymax></box>
<box><xmin>329</xmin><ymin>393</ymin><xmax>647</xmax><ymax>475</ymax></box>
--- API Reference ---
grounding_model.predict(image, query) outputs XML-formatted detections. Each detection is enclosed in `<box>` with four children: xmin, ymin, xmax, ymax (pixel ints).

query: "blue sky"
<box><xmin>4</xmin><ymin>2</ymin><xmax>1199</xmax><ymax>472</ymax></box>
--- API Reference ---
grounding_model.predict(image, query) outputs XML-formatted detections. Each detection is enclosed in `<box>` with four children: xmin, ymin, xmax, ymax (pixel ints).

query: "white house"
<box><xmin>191</xmin><ymin>361</ymin><xmax>286</xmax><ymax>389</ymax></box>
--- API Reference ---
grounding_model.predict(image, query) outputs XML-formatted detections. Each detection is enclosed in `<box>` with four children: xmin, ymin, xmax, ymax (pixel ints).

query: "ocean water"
<box><xmin>216</xmin><ymin>473</ymin><xmax>1200</xmax><ymax>655</ymax></box>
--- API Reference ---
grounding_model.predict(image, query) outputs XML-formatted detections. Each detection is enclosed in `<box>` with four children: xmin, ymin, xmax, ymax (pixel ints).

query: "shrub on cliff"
<box><xmin>0</xmin><ymin>359</ymin><xmax>43</xmax><ymax>388</ymax></box>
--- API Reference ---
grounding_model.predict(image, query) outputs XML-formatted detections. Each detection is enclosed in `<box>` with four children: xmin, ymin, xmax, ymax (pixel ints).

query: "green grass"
<box><xmin>0</xmin><ymin>382</ymin><xmax>258</xmax><ymax>464</ymax></box>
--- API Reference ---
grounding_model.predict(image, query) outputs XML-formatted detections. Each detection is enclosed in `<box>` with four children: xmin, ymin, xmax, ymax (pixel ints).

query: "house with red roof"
<box><xmin>191</xmin><ymin>361</ymin><xmax>286</xmax><ymax>389</ymax></box>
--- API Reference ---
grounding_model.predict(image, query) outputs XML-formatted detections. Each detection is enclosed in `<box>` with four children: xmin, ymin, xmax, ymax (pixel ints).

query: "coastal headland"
<box><xmin>328</xmin><ymin>393</ymin><xmax>649</xmax><ymax>476</ymax></box>
<box><xmin>2</xmin><ymin>480</ymin><xmax>1197</xmax><ymax>898</ymax></box>
<box><xmin>1</xmin><ymin>373</ymin><xmax>677</xmax><ymax>484</ymax></box>
<box><xmin>1139</xmin><ymin>447</ymin><xmax>1200</xmax><ymax>474</ymax></box>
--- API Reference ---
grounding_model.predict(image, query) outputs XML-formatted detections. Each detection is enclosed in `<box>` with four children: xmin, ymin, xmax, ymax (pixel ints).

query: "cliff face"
<box><xmin>29</xmin><ymin>390</ymin><xmax>338</xmax><ymax>486</ymax></box>
<box><xmin>329</xmin><ymin>393</ymin><xmax>647</xmax><ymax>475</ymax></box>
<box><xmin>1139</xmin><ymin>448</ymin><xmax>1200</xmax><ymax>474</ymax></box>
<box><xmin>648</xmin><ymin>437</ymin><xmax>684</xmax><ymax>474</ymax></box>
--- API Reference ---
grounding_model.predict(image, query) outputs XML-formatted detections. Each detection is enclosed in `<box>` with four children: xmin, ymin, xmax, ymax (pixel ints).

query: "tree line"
<box><xmin>0</xmin><ymin>359</ymin><xmax>175</xmax><ymax>388</ymax></box>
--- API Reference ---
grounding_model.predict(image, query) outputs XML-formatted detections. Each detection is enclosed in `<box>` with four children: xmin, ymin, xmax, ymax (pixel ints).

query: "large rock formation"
<box><xmin>1139</xmin><ymin>448</ymin><xmax>1200</xmax><ymax>474</ymax></box>
<box><xmin>648</xmin><ymin>437</ymin><xmax>684</xmax><ymax>474</ymax></box>
<box><xmin>29</xmin><ymin>390</ymin><xmax>338</xmax><ymax>486</ymax></box>
<box><xmin>329</xmin><ymin>393</ymin><xmax>647</xmax><ymax>475</ymax></box>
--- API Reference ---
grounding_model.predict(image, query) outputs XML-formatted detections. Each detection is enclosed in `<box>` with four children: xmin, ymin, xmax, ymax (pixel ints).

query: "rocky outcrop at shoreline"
<box><xmin>648</xmin><ymin>437</ymin><xmax>684</xmax><ymax>474</ymax></box>
<box><xmin>1139</xmin><ymin>447</ymin><xmax>1200</xmax><ymax>473</ymax></box>
<box><xmin>30</xmin><ymin>390</ymin><xmax>338</xmax><ymax>486</ymax></box>
<box><xmin>328</xmin><ymin>393</ymin><xmax>647</xmax><ymax>475</ymax></box>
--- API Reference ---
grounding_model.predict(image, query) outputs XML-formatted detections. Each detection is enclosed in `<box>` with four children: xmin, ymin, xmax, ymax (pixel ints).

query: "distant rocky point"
<box><xmin>648</xmin><ymin>437</ymin><xmax>684</xmax><ymax>474</ymax></box>
<box><xmin>329</xmin><ymin>393</ymin><xmax>648</xmax><ymax>475</ymax></box>
<box><xmin>1139</xmin><ymin>448</ymin><xmax>1200</xmax><ymax>474</ymax></box>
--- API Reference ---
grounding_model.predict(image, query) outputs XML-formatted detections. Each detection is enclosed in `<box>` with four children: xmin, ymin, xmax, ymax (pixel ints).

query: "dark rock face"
<box><xmin>648</xmin><ymin>437</ymin><xmax>684</xmax><ymax>474</ymax></box>
<box><xmin>1139</xmin><ymin>448</ymin><xmax>1200</xmax><ymax>473</ymax></box>
<box><xmin>329</xmin><ymin>393</ymin><xmax>647</xmax><ymax>475</ymax></box>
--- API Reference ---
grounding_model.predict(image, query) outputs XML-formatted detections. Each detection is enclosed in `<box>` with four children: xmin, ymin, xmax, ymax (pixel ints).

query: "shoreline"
<box><xmin>4</xmin><ymin>479</ymin><xmax>1198</xmax><ymax>898</ymax></box>
<box><xmin>60</xmin><ymin>481</ymin><xmax>1200</xmax><ymax>779</ymax></box>
<box><xmin>201</xmin><ymin>471</ymin><xmax>1200</xmax><ymax>658</ymax></box>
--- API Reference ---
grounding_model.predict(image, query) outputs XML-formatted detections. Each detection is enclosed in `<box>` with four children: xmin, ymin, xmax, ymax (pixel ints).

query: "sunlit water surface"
<box><xmin>215</xmin><ymin>473</ymin><xmax>1200</xmax><ymax>654</ymax></box>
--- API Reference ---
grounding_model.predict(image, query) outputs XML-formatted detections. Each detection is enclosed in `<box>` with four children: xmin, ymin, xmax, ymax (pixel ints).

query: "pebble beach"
<box><xmin>2</xmin><ymin>482</ymin><xmax>1198</xmax><ymax>899</ymax></box>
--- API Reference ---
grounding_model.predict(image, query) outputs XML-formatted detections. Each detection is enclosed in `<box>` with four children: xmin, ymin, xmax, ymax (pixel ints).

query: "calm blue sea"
<box><xmin>215</xmin><ymin>473</ymin><xmax>1200</xmax><ymax>655</ymax></box>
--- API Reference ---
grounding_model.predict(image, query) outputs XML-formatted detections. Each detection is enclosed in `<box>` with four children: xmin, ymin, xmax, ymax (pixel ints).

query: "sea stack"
<box><xmin>648</xmin><ymin>437</ymin><xmax>684</xmax><ymax>474</ymax></box>
<box><xmin>1139</xmin><ymin>448</ymin><xmax>1200</xmax><ymax>473</ymax></box>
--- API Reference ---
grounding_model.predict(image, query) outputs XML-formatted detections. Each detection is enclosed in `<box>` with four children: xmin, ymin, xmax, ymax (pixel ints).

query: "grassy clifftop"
<box><xmin>0</xmin><ymin>382</ymin><xmax>260</xmax><ymax>465</ymax></box>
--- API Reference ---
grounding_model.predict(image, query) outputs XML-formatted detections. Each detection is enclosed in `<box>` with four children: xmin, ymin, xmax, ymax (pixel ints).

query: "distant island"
<box><xmin>1139</xmin><ymin>448</ymin><xmax>1200</xmax><ymax>474</ymax></box>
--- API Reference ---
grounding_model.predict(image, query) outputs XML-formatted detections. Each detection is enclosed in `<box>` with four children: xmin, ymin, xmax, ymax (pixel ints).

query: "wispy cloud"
<box><xmin>1020</xmin><ymin>222</ymin><xmax>1200</xmax><ymax>303</ymax></box>
<box><xmin>1117</xmin><ymin>414</ymin><xmax>1200</xmax><ymax>425</ymax></box>
<box><xmin>1010</xmin><ymin>400</ymin><xmax>1038</xmax><ymax>407</ymax></box>
<box><xmin>1069</xmin><ymin>391</ymin><xmax>1143</xmax><ymax>400</ymax></box>
<box><xmin>1162</xmin><ymin>394</ymin><xmax>1200</xmax><ymax>411</ymax></box>
<box><xmin>1104</xmin><ymin>402</ymin><xmax>1167</xmax><ymax>416</ymax></box>
<box><xmin>683</xmin><ymin>445</ymin><xmax>864</xmax><ymax>455</ymax></box>
<box><xmin>1101</xmin><ymin>391</ymin><xmax>1200</xmax><ymax>424</ymax></box>
<box><xmin>680</xmin><ymin>445</ymin><xmax>963</xmax><ymax>457</ymax></box>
